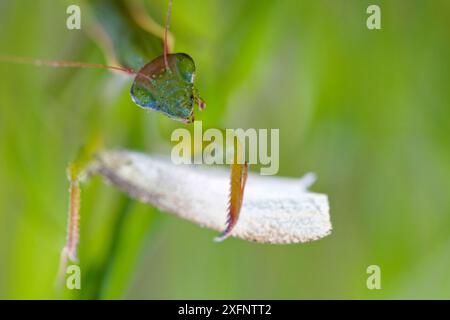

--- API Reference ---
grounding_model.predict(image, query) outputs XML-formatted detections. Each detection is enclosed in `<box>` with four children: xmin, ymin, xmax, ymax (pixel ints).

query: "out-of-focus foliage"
<box><xmin>0</xmin><ymin>0</ymin><xmax>449</xmax><ymax>299</ymax></box>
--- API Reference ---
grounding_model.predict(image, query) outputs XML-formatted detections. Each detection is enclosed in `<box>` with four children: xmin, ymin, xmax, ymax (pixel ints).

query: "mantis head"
<box><xmin>130</xmin><ymin>53</ymin><xmax>205</xmax><ymax>123</ymax></box>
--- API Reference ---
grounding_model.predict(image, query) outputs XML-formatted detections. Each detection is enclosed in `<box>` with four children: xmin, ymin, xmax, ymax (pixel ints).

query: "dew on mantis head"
<box><xmin>130</xmin><ymin>52</ymin><xmax>204</xmax><ymax>123</ymax></box>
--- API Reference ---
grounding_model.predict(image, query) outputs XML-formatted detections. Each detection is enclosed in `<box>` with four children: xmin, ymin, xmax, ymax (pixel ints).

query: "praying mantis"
<box><xmin>0</xmin><ymin>0</ymin><xmax>248</xmax><ymax>278</ymax></box>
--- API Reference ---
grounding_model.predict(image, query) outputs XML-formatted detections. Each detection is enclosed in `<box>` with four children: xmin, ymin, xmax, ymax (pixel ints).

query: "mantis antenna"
<box><xmin>163</xmin><ymin>0</ymin><xmax>173</xmax><ymax>70</ymax></box>
<box><xmin>0</xmin><ymin>0</ymin><xmax>174</xmax><ymax>80</ymax></box>
<box><xmin>0</xmin><ymin>55</ymin><xmax>136</xmax><ymax>74</ymax></box>
<box><xmin>0</xmin><ymin>55</ymin><xmax>160</xmax><ymax>83</ymax></box>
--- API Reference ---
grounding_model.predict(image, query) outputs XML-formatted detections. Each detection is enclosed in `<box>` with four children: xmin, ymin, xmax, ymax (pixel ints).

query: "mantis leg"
<box><xmin>58</xmin><ymin>164</ymin><xmax>81</xmax><ymax>281</ymax></box>
<box><xmin>215</xmin><ymin>134</ymin><xmax>249</xmax><ymax>241</ymax></box>
<box><xmin>57</xmin><ymin>137</ymin><xmax>101</xmax><ymax>284</ymax></box>
<box><xmin>214</xmin><ymin>161</ymin><xmax>248</xmax><ymax>242</ymax></box>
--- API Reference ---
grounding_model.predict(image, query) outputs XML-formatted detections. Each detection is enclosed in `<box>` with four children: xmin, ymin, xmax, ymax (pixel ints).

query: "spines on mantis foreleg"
<box><xmin>213</xmin><ymin>132</ymin><xmax>249</xmax><ymax>241</ymax></box>
<box><xmin>214</xmin><ymin>162</ymin><xmax>248</xmax><ymax>242</ymax></box>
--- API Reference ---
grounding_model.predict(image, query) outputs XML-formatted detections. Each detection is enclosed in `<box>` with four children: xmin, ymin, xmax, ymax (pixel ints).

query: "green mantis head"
<box><xmin>130</xmin><ymin>53</ymin><xmax>205</xmax><ymax>123</ymax></box>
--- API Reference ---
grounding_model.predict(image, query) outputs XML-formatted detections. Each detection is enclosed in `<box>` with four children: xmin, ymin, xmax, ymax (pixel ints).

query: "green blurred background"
<box><xmin>0</xmin><ymin>0</ymin><xmax>449</xmax><ymax>299</ymax></box>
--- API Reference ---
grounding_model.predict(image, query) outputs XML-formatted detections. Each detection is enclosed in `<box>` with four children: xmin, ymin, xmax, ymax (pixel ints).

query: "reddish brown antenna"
<box><xmin>163</xmin><ymin>0</ymin><xmax>173</xmax><ymax>70</ymax></box>
<box><xmin>0</xmin><ymin>55</ymin><xmax>136</xmax><ymax>75</ymax></box>
<box><xmin>0</xmin><ymin>0</ymin><xmax>175</xmax><ymax>79</ymax></box>
<box><xmin>0</xmin><ymin>55</ymin><xmax>161</xmax><ymax>83</ymax></box>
